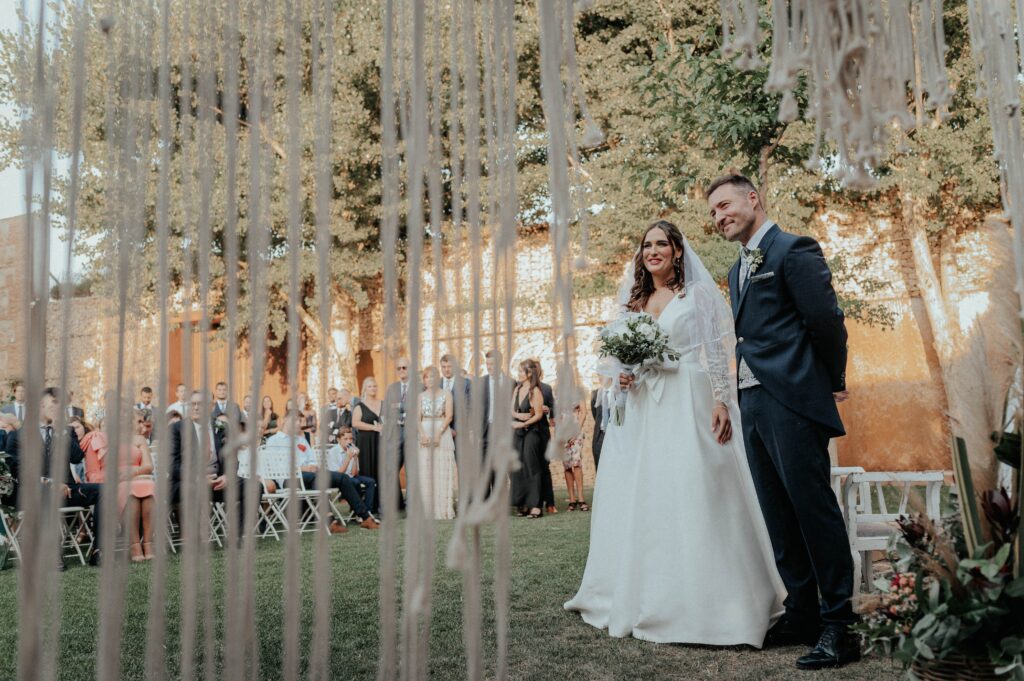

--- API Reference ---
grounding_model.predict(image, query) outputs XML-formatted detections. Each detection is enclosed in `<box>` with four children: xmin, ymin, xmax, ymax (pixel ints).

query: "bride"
<box><xmin>564</xmin><ymin>220</ymin><xmax>785</xmax><ymax>647</ymax></box>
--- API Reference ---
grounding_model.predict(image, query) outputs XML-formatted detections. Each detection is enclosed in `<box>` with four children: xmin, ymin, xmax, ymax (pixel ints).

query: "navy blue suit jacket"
<box><xmin>729</xmin><ymin>225</ymin><xmax>848</xmax><ymax>437</ymax></box>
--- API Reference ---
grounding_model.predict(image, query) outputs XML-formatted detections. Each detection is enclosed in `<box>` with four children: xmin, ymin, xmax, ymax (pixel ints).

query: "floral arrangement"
<box><xmin>855</xmin><ymin>491</ymin><xmax>1024</xmax><ymax>678</ymax></box>
<box><xmin>597</xmin><ymin>312</ymin><xmax>680</xmax><ymax>425</ymax></box>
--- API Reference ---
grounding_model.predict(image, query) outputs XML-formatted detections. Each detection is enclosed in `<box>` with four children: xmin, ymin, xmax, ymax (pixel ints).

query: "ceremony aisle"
<box><xmin>0</xmin><ymin>493</ymin><xmax>898</xmax><ymax>681</ymax></box>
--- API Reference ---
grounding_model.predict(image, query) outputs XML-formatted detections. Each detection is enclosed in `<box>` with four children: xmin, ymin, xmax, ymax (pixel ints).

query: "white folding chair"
<box><xmin>1</xmin><ymin>508</ymin><xmax>22</xmax><ymax>563</ymax></box>
<box><xmin>843</xmin><ymin>471</ymin><xmax>945</xmax><ymax>590</ymax></box>
<box><xmin>59</xmin><ymin>505</ymin><xmax>94</xmax><ymax>566</ymax></box>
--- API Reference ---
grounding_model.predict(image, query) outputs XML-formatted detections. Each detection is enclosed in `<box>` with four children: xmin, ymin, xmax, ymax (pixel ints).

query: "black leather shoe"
<box><xmin>763</xmin><ymin>616</ymin><xmax>821</xmax><ymax>647</ymax></box>
<box><xmin>87</xmin><ymin>548</ymin><xmax>101</xmax><ymax>567</ymax></box>
<box><xmin>796</xmin><ymin>624</ymin><xmax>861</xmax><ymax>670</ymax></box>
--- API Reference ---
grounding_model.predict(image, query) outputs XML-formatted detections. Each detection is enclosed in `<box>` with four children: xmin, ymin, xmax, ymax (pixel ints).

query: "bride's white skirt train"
<box><xmin>564</xmin><ymin>357</ymin><xmax>785</xmax><ymax>647</ymax></box>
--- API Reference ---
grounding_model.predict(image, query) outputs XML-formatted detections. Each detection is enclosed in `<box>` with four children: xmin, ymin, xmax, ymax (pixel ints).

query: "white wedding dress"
<box><xmin>564</xmin><ymin>282</ymin><xmax>785</xmax><ymax>646</ymax></box>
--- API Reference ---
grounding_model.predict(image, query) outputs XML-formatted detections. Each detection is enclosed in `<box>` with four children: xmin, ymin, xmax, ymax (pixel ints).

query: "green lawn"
<box><xmin>0</xmin><ymin>491</ymin><xmax>903</xmax><ymax>680</ymax></box>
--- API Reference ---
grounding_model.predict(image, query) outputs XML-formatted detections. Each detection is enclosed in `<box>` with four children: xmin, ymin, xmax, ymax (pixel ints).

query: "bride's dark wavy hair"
<box><xmin>626</xmin><ymin>220</ymin><xmax>685</xmax><ymax>312</ymax></box>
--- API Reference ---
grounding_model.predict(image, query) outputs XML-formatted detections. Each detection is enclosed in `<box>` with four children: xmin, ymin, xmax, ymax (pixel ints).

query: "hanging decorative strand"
<box><xmin>723</xmin><ymin>0</ymin><xmax>952</xmax><ymax>188</ymax></box>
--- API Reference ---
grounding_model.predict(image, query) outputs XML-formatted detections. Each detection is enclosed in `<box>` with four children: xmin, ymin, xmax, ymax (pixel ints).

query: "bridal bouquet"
<box><xmin>597</xmin><ymin>312</ymin><xmax>680</xmax><ymax>425</ymax></box>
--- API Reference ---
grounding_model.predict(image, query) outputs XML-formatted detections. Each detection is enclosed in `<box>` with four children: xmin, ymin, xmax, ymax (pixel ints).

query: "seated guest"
<box><xmin>0</xmin><ymin>413</ymin><xmax>21</xmax><ymax>453</ymax></box>
<box><xmin>169</xmin><ymin>391</ymin><xmax>256</xmax><ymax>537</ymax></box>
<box><xmin>331</xmin><ymin>427</ymin><xmax>377</xmax><ymax>512</ymax></box>
<box><xmin>4</xmin><ymin>387</ymin><xmax>104</xmax><ymax>566</ymax></box>
<box><xmin>265</xmin><ymin>414</ymin><xmax>378</xmax><ymax>529</ymax></box>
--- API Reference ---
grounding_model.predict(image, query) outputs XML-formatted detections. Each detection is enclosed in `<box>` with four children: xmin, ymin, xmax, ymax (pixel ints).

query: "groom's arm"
<box><xmin>783</xmin><ymin>237</ymin><xmax>848</xmax><ymax>392</ymax></box>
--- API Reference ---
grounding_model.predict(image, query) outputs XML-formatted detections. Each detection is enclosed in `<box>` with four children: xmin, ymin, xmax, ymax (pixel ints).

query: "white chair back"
<box><xmin>255</xmin><ymin>443</ymin><xmax>301</xmax><ymax>487</ymax></box>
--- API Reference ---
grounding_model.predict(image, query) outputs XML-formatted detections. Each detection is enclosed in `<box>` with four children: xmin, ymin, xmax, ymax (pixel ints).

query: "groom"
<box><xmin>708</xmin><ymin>174</ymin><xmax>858</xmax><ymax>670</ymax></box>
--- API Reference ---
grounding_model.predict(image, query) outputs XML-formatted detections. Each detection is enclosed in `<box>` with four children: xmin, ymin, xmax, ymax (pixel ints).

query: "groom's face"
<box><xmin>708</xmin><ymin>184</ymin><xmax>758</xmax><ymax>244</ymax></box>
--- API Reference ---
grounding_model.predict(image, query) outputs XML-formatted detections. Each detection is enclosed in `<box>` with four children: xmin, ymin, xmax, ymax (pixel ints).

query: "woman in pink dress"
<box><xmin>125</xmin><ymin>410</ymin><xmax>156</xmax><ymax>561</ymax></box>
<box><xmin>81</xmin><ymin>411</ymin><xmax>156</xmax><ymax>561</ymax></box>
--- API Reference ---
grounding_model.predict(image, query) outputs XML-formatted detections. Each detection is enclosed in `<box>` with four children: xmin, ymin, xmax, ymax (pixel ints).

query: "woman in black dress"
<box><xmin>352</xmin><ymin>376</ymin><xmax>384</xmax><ymax>512</ymax></box>
<box><xmin>511</xmin><ymin>359</ymin><xmax>546</xmax><ymax>519</ymax></box>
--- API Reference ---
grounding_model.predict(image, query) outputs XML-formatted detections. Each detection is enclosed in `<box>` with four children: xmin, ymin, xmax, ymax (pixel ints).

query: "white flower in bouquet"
<box><xmin>597</xmin><ymin>312</ymin><xmax>680</xmax><ymax>425</ymax></box>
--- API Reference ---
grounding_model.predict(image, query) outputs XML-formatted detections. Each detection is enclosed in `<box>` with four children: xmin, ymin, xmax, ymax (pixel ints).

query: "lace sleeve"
<box><xmin>692</xmin><ymin>282</ymin><xmax>735</xmax><ymax>405</ymax></box>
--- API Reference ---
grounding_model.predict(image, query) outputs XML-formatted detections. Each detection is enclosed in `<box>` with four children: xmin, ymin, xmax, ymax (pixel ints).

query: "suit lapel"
<box><xmin>729</xmin><ymin>261</ymin><xmax>740</xmax><ymax>318</ymax></box>
<box><xmin>734</xmin><ymin>224</ymin><xmax>780</xmax><ymax>322</ymax></box>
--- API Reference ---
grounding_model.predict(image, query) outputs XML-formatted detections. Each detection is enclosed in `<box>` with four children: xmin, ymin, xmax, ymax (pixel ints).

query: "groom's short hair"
<box><xmin>704</xmin><ymin>173</ymin><xmax>758</xmax><ymax>200</ymax></box>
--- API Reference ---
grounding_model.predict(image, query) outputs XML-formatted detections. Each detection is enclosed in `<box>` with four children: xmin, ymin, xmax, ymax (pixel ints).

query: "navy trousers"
<box><xmin>739</xmin><ymin>386</ymin><xmax>855</xmax><ymax>625</ymax></box>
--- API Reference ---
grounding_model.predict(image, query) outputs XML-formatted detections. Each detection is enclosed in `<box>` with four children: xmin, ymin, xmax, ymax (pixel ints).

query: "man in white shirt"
<box><xmin>1</xmin><ymin>382</ymin><xmax>27</xmax><ymax>422</ymax></box>
<box><xmin>165</xmin><ymin>383</ymin><xmax>188</xmax><ymax>417</ymax></box>
<box><xmin>266</xmin><ymin>414</ymin><xmax>378</xmax><ymax>529</ymax></box>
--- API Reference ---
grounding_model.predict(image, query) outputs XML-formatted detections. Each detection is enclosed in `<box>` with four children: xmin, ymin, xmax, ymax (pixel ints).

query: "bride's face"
<box><xmin>641</xmin><ymin>227</ymin><xmax>679</xmax><ymax>278</ymax></box>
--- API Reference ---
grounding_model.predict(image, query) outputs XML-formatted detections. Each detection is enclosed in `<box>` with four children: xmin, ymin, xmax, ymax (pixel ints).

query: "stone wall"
<box><xmin>0</xmin><ymin>215</ymin><xmax>27</xmax><ymax>388</ymax></box>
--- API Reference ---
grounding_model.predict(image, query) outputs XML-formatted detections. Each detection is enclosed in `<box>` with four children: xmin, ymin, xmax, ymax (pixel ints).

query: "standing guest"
<box><xmin>66</xmin><ymin>391</ymin><xmax>85</xmax><ymax>419</ymax></box>
<box><xmin>534</xmin><ymin>360</ymin><xmax>557</xmax><ymax>514</ymax></box>
<box><xmin>416</xmin><ymin>366</ymin><xmax>457</xmax><ymax>520</ymax></box>
<box><xmin>165</xmin><ymin>383</ymin><xmax>188</xmax><ymax>416</ymax></box>
<box><xmin>1</xmin><ymin>382</ymin><xmax>27</xmax><ymax>422</ymax></box>
<box><xmin>510</xmin><ymin>359</ymin><xmax>546</xmax><ymax>519</ymax></box>
<box><xmin>589</xmin><ymin>375</ymin><xmax>613</xmax><ymax>472</ymax></box>
<box><xmin>267</xmin><ymin>414</ymin><xmax>378</xmax><ymax>529</ymax></box>
<box><xmin>383</xmin><ymin>359</ymin><xmax>411</xmax><ymax>511</ymax></box>
<box><xmin>212</xmin><ymin>381</ymin><xmax>242</xmax><ymax>426</ymax></box>
<box><xmin>297</xmin><ymin>392</ymin><xmax>317</xmax><ymax>443</ymax></box>
<box><xmin>439</xmin><ymin>353</ymin><xmax>471</xmax><ymax>448</ymax></box>
<box><xmin>477</xmin><ymin>349</ymin><xmax>510</xmax><ymax>497</ymax></box>
<box><xmin>332</xmin><ymin>426</ymin><xmax>378</xmax><ymax>513</ymax></box>
<box><xmin>241</xmin><ymin>394</ymin><xmax>252</xmax><ymax>427</ymax></box>
<box><xmin>89</xmin><ymin>410</ymin><xmax>156</xmax><ymax>562</ymax></box>
<box><xmin>135</xmin><ymin>387</ymin><xmax>155</xmax><ymax>423</ymax></box>
<box><xmin>326</xmin><ymin>388</ymin><xmax>355</xmax><ymax>444</ymax></box>
<box><xmin>562</xmin><ymin>402</ymin><xmax>588</xmax><ymax>511</ymax></box>
<box><xmin>260</xmin><ymin>396</ymin><xmax>278</xmax><ymax>440</ymax></box>
<box><xmin>124</xmin><ymin>411</ymin><xmax>156</xmax><ymax>561</ymax></box>
<box><xmin>4</xmin><ymin>387</ymin><xmax>103</xmax><ymax>566</ymax></box>
<box><xmin>324</xmin><ymin>387</ymin><xmax>339</xmax><ymax>443</ymax></box>
<box><xmin>352</xmin><ymin>377</ymin><xmax>384</xmax><ymax>513</ymax></box>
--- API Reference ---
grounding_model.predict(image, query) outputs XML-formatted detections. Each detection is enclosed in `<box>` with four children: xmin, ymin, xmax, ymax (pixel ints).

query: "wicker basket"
<box><xmin>911</xmin><ymin>653</ymin><xmax>999</xmax><ymax>681</ymax></box>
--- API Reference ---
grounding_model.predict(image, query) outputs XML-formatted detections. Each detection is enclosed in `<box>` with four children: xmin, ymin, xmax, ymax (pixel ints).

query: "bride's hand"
<box><xmin>711</xmin><ymin>402</ymin><xmax>732</xmax><ymax>444</ymax></box>
<box><xmin>618</xmin><ymin>372</ymin><xmax>634</xmax><ymax>391</ymax></box>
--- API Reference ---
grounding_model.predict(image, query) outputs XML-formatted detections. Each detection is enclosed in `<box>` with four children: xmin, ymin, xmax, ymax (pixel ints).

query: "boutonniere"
<box><xmin>213</xmin><ymin>419</ymin><xmax>226</xmax><ymax>433</ymax></box>
<box><xmin>743</xmin><ymin>247</ymin><xmax>764</xmax><ymax>274</ymax></box>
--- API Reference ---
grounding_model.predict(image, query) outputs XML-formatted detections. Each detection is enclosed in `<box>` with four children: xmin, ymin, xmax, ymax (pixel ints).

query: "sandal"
<box><xmin>129</xmin><ymin>542</ymin><xmax>145</xmax><ymax>563</ymax></box>
<box><xmin>577</xmin><ymin>502</ymin><xmax>590</xmax><ymax>512</ymax></box>
<box><xmin>526</xmin><ymin>508</ymin><xmax>542</xmax><ymax>519</ymax></box>
<box><xmin>566</xmin><ymin>501</ymin><xmax>578</xmax><ymax>511</ymax></box>
<box><xmin>142</xmin><ymin>542</ymin><xmax>155</xmax><ymax>561</ymax></box>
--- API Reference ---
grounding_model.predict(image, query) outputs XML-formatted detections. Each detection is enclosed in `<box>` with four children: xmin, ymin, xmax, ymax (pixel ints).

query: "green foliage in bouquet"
<box><xmin>597</xmin><ymin>313</ymin><xmax>680</xmax><ymax>368</ymax></box>
<box><xmin>856</xmin><ymin>501</ymin><xmax>1024</xmax><ymax>678</ymax></box>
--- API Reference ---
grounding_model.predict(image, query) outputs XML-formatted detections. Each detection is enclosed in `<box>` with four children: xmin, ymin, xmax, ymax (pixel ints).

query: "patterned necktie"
<box><xmin>740</xmin><ymin>246</ymin><xmax>752</xmax><ymax>290</ymax></box>
<box><xmin>44</xmin><ymin>425</ymin><xmax>53</xmax><ymax>454</ymax></box>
